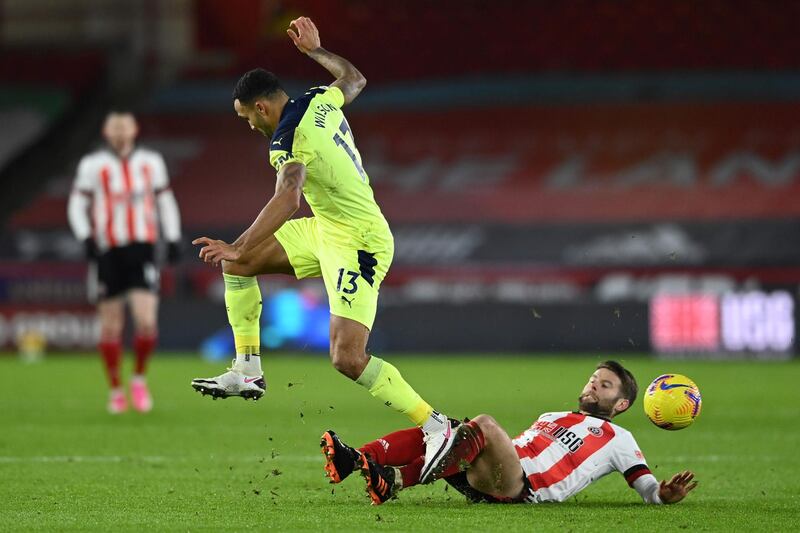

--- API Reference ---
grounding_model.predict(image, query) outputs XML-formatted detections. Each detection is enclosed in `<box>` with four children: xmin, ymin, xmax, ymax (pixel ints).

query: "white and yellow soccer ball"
<box><xmin>643</xmin><ymin>374</ymin><xmax>702</xmax><ymax>430</ymax></box>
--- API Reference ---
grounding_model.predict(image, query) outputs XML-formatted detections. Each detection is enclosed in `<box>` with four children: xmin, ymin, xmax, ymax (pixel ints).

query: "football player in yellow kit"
<box><xmin>191</xmin><ymin>16</ymin><xmax>455</xmax><ymax>483</ymax></box>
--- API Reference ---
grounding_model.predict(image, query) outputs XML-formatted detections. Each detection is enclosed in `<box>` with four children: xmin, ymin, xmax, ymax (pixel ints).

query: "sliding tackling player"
<box><xmin>322</xmin><ymin>361</ymin><xmax>698</xmax><ymax>505</ymax></box>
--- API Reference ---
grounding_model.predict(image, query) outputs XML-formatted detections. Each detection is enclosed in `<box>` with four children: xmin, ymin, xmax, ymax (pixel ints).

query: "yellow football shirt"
<box><xmin>268</xmin><ymin>86</ymin><xmax>392</xmax><ymax>250</ymax></box>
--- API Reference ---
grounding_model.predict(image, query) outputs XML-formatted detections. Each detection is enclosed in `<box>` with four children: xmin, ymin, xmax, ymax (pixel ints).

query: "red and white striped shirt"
<box><xmin>513</xmin><ymin>411</ymin><xmax>659</xmax><ymax>503</ymax></box>
<box><xmin>67</xmin><ymin>147</ymin><xmax>181</xmax><ymax>251</ymax></box>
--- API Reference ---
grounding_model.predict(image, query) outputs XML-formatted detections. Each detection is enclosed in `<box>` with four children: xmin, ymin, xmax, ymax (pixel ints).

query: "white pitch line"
<box><xmin>0</xmin><ymin>455</ymin><xmax>323</xmax><ymax>464</ymax></box>
<box><xmin>660</xmin><ymin>455</ymin><xmax>783</xmax><ymax>463</ymax></box>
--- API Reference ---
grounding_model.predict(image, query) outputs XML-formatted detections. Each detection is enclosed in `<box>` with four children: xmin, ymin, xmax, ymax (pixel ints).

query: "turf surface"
<box><xmin>1</xmin><ymin>353</ymin><xmax>798</xmax><ymax>531</ymax></box>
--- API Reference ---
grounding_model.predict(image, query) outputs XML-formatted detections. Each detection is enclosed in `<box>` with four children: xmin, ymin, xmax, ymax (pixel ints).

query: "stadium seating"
<box><xmin>13</xmin><ymin>100</ymin><xmax>800</xmax><ymax>230</ymax></box>
<box><xmin>195</xmin><ymin>0</ymin><xmax>800</xmax><ymax>80</ymax></box>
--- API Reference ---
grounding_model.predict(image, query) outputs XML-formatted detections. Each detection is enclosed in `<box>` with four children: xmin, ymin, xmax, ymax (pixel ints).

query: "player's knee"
<box><xmin>135</xmin><ymin>322</ymin><xmax>157</xmax><ymax>337</ymax></box>
<box><xmin>99</xmin><ymin>315</ymin><xmax>123</xmax><ymax>339</ymax></box>
<box><xmin>472</xmin><ymin>414</ymin><xmax>500</xmax><ymax>435</ymax></box>
<box><xmin>222</xmin><ymin>259</ymin><xmax>255</xmax><ymax>277</ymax></box>
<box><xmin>330</xmin><ymin>356</ymin><xmax>356</xmax><ymax>379</ymax></box>
<box><xmin>131</xmin><ymin>308</ymin><xmax>156</xmax><ymax>330</ymax></box>
<box><xmin>100</xmin><ymin>324</ymin><xmax>123</xmax><ymax>341</ymax></box>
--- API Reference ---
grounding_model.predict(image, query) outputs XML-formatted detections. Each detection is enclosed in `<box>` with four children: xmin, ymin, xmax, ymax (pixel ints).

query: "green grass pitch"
<box><xmin>1</xmin><ymin>353</ymin><xmax>798</xmax><ymax>531</ymax></box>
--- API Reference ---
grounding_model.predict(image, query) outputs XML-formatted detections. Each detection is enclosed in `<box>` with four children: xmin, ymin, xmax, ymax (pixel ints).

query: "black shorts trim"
<box><xmin>443</xmin><ymin>471</ymin><xmax>534</xmax><ymax>504</ymax></box>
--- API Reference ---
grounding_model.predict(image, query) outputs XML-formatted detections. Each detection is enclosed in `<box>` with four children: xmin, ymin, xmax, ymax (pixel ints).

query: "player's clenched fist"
<box><xmin>192</xmin><ymin>236</ymin><xmax>240</xmax><ymax>266</ymax></box>
<box><xmin>287</xmin><ymin>16</ymin><xmax>321</xmax><ymax>54</ymax></box>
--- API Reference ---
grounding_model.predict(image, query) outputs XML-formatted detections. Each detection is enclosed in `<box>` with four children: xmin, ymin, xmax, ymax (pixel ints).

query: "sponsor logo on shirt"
<box><xmin>273</xmin><ymin>153</ymin><xmax>290</xmax><ymax>170</ymax></box>
<box><xmin>533</xmin><ymin>420</ymin><xmax>585</xmax><ymax>453</ymax></box>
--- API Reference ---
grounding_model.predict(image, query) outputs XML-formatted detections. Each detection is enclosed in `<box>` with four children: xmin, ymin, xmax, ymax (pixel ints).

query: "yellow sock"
<box><xmin>356</xmin><ymin>356</ymin><xmax>434</xmax><ymax>426</ymax></box>
<box><xmin>223</xmin><ymin>273</ymin><xmax>262</xmax><ymax>355</ymax></box>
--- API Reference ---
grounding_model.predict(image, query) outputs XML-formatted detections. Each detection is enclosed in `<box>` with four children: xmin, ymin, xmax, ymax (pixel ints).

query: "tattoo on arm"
<box><xmin>276</xmin><ymin>162</ymin><xmax>306</xmax><ymax>195</ymax></box>
<box><xmin>307</xmin><ymin>47</ymin><xmax>366</xmax><ymax>105</ymax></box>
<box><xmin>233</xmin><ymin>162</ymin><xmax>306</xmax><ymax>256</ymax></box>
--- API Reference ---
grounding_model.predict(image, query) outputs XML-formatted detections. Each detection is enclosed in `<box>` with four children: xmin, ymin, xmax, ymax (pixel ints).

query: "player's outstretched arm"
<box><xmin>287</xmin><ymin>16</ymin><xmax>366</xmax><ymax>105</ymax></box>
<box><xmin>658</xmin><ymin>470</ymin><xmax>698</xmax><ymax>504</ymax></box>
<box><xmin>193</xmin><ymin>162</ymin><xmax>306</xmax><ymax>266</ymax></box>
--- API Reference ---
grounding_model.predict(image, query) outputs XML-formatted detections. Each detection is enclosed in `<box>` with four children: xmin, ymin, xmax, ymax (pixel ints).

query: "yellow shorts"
<box><xmin>274</xmin><ymin>217</ymin><xmax>393</xmax><ymax>330</ymax></box>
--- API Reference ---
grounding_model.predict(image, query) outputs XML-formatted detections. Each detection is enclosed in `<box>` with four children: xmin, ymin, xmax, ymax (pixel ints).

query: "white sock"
<box><xmin>392</xmin><ymin>467</ymin><xmax>403</xmax><ymax>492</ymax></box>
<box><xmin>235</xmin><ymin>353</ymin><xmax>262</xmax><ymax>376</ymax></box>
<box><xmin>421</xmin><ymin>410</ymin><xmax>447</xmax><ymax>434</ymax></box>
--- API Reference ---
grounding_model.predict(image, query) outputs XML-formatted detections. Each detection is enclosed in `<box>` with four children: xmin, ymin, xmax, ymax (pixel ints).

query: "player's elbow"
<box><xmin>354</xmin><ymin>73</ymin><xmax>366</xmax><ymax>92</ymax></box>
<box><xmin>341</xmin><ymin>72</ymin><xmax>366</xmax><ymax>104</ymax></box>
<box><xmin>352</xmin><ymin>74</ymin><xmax>366</xmax><ymax>98</ymax></box>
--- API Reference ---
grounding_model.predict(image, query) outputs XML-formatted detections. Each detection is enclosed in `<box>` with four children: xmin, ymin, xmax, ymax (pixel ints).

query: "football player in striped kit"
<box><xmin>68</xmin><ymin>111</ymin><xmax>182</xmax><ymax>414</ymax></box>
<box><xmin>321</xmin><ymin>361</ymin><xmax>698</xmax><ymax>505</ymax></box>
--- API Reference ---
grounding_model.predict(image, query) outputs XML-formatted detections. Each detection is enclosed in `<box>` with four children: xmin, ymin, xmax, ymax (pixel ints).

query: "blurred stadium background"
<box><xmin>2</xmin><ymin>0</ymin><xmax>799</xmax><ymax>360</ymax></box>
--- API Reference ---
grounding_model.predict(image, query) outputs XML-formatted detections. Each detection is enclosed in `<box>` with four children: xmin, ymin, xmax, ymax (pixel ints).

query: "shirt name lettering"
<box><xmin>313</xmin><ymin>103</ymin><xmax>337</xmax><ymax>128</ymax></box>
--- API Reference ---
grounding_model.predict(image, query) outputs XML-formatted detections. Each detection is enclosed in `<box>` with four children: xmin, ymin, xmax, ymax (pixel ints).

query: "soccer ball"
<box><xmin>643</xmin><ymin>374</ymin><xmax>702</xmax><ymax>430</ymax></box>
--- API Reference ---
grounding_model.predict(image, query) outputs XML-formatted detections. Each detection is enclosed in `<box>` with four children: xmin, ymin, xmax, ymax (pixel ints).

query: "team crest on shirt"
<box><xmin>588</xmin><ymin>426</ymin><xmax>603</xmax><ymax>437</ymax></box>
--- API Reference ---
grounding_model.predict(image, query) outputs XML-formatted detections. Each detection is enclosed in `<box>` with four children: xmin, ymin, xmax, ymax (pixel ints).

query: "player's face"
<box><xmin>234</xmin><ymin>98</ymin><xmax>272</xmax><ymax>137</ymax></box>
<box><xmin>102</xmin><ymin>113</ymin><xmax>138</xmax><ymax>154</ymax></box>
<box><xmin>578</xmin><ymin>368</ymin><xmax>628</xmax><ymax>418</ymax></box>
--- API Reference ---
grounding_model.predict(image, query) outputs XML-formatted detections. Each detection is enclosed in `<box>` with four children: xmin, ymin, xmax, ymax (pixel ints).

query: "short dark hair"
<box><xmin>597</xmin><ymin>360</ymin><xmax>638</xmax><ymax>410</ymax></box>
<box><xmin>232</xmin><ymin>68</ymin><xmax>283</xmax><ymax>103</ymax></box>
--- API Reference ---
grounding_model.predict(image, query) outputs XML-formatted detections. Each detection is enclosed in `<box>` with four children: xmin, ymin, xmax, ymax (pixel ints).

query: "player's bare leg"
<box><xmin>463</xmin><ymin>415</ymin><xmax>526</xmax><ymax>499</ymax></box>
<box><xmin>191</xmin><ymin>235</ymin><xmax>292</xmax><ymax>400</ymax></box>
<box><xmin>98</xmin><ymin>297</ymin><xmax>126</xmax><ymax>413</ymax></box>
<box><xmin>330</xmin><ymin>315</ymin><xmax>457</xmax><ymax>483</ymax></box>
<box><xmin>328</xmin><ymin>316</ymin><xmax>370</xmax><ymax>379</ymax></box>
<box><xmin>128</xmin><ymin>289</ymin><xmax>158</xmax><ymax>412</ymax></box>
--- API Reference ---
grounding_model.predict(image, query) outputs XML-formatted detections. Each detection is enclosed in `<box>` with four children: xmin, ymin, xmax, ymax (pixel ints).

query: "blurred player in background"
<box><xmin>68</xmin><ymin>111</ymin><xmax>182</xmax><ymax>414</ymax></box>
<box><xmin>191</xmin><ymin>17</ymin><xmax>456</xmax><ymax>481</ymax></box>
<box><xmin>322</xmin><ymin>361</ymin><xmax>698</xmax><ymax>506</ymax></box>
